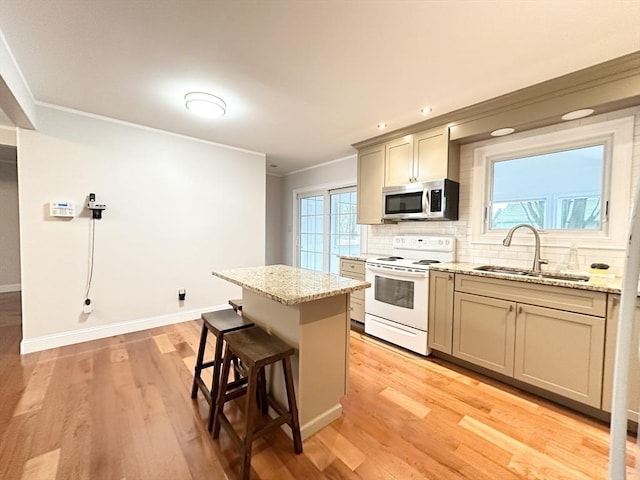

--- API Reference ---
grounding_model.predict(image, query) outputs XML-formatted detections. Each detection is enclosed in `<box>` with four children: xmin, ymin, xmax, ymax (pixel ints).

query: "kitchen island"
<box><xmin>212</xmin><ymin>264</ymin><xmax>370</xmax><ymax>439</ymax></box>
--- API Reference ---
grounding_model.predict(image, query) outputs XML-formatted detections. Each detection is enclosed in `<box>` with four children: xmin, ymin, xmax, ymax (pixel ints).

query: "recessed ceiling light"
<box><xmin>420</xmin><ymin>107</ymin><xmax>432</xmax><ymax>115</ymax></box>
<box><xmin>491</xmin><ymin>127</ymin><xmax>515</xmax><ymax>137</ymax></box>
<box><xmin>185</xmin><ymin>92</ymin><xmax>226</xmax><ymax>118</ymax></box>
<box><xmin>377</xmin><ymin>123</ymin><xmax>387</xmax><ymax>130</ymax></box>
<box><xmin>561</xmin><ymin>108</ymin><xmax>594</xmax><ymax>121</ymax></box>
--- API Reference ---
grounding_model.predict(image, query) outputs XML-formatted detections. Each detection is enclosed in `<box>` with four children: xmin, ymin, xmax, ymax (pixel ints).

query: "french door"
<box><xmin>297</xmin><ymin>187</ymin><xmax>360</xmax><ymax>274</ymax></box>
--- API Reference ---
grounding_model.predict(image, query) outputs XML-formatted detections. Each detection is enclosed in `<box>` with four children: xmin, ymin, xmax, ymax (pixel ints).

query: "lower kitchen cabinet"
<box><xmin>339</xmin><ymin>258</ymin><xmax>366</xmax><ymax>322</ymax></box>
<box><xmin>514</xmin><ymin>304</ymin><xmax>604</xmax><ymax>408</ymax></box>
<box><xmin>427</xmin><ymin>270</ymin><xmax>455</xmax><ymax>354</ymax></box>
<box><xmin>453</xmin><ymin>292</ymin><xmax>516</xmax><ymax>376</ymax></box>
<box><xmin>451</xmin><ymin>273</ymin><xmax>607</xmax><ymax>408</ymax></box>
<box><xmin>602</xmin><ymin>295</ymin><xmax>640</xmax><ymax>420</ymax></box>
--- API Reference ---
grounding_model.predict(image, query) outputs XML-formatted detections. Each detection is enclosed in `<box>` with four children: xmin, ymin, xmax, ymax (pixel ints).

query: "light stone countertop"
<box><xmin>212</xmin><ymin>264</ymin><xmax>371</xmax><ymax>306</ymax></box>
<box><xmin>429</xmin><ymin>262</ymin><xmax>625</xmax><ymax>294</ymax></box>
<box><xmin>339</xmin><ymin>253</ymin><xmax>384</xmax><ymax>262</ymax></box>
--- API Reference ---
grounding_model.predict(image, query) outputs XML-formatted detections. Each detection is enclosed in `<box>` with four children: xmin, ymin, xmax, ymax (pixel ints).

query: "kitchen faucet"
<box><xmin>502</xmin><ymin>223</ymin><xmax>548</xmax><ymax>273</ymax></box>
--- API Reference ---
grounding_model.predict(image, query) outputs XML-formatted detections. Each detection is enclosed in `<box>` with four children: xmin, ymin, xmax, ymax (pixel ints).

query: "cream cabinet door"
<box><xmin>602</xmin><ymin>295</ymin><xmax>640</xmax><ymax>419</ymax></box>
<box><xmin>428</xmin><ymin>270</ymin><xmax>454</xmax><ymax>354</ymax></box>
<box><xmin>514</xmin><ymin>304</ymin><xmax>605</xmax><ymax>408</ymax></box>
<box><xmin>453</xmin><ymin>292</ymin><xmax>516</xmax><ymax>376</ymax></box>
<box><xmin>384</xmin><ymin>136</ymin><xmax>414</xmax><ymax>186</ymax></box>
<box><xmin>357</xmin><ymin>144</ymin><xmax>385</xmax><ymax>224</ymax></box>
<box><xmin>413</xmin><ymin>126</ymin><xmax>449</xmax><ymax>182</ymax></box>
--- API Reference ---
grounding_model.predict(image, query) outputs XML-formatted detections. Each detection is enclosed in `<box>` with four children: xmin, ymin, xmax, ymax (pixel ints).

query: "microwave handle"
<box><xmin>422</xmin><ymin>188</ymin><xmax>429</xmax><ymax>214</ymax></box>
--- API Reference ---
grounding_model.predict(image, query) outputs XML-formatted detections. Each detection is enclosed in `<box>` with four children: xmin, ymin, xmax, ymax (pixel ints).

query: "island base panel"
<box><xmin>242</xmin><ymin>289</ymin><xmax>350</xmax><ymax>439</ymax></box>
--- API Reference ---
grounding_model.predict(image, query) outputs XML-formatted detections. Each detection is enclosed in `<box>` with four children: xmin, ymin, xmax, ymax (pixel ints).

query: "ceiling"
<box><xmin>0</xmin><ymin>1</ymin><xmax>638</xmax><ymax>175</ymax></box>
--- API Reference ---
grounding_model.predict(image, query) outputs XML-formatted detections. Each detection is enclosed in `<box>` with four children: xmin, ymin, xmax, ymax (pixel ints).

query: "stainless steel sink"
<box><xmin>474</xmin><ymin>265</ymin><xmax>530</xmax><ymax>276</ymax></box>
<box><xmin>474</xmin><ymin>265</ymin><xmax>590</xmax><ymax>282</ymax></box>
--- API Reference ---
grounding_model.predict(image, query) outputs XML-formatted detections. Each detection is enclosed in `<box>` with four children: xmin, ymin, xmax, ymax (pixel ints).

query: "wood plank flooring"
<box><xmin>1</xmin><ymin>291</ymin><xmax>636</xmax><ymax>479</ymax></box>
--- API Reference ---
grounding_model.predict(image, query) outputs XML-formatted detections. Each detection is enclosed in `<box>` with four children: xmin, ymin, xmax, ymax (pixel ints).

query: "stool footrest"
<box><xmin>252</xmin><ymin>413</ymin><xmax>292</xmax><ymax>441</ymax></box>
<box><xmin>193</xmin><ymin>378</ymin><xmax>212</xmax><ymax>404</ymax></box>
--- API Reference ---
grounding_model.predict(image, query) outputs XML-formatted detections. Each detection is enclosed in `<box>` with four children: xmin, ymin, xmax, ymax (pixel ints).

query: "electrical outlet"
<box><xmin>178</xmin><ymin>289</ymin><xmax>186</xmax><ymax>301</ymax></box>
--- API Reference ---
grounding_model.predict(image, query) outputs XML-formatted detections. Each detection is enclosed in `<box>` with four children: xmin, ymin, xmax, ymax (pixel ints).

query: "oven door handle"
<box><xmin>366</xmin><ymin>265</ymin><xmax>428</xmax><ymax>278</ymax></box>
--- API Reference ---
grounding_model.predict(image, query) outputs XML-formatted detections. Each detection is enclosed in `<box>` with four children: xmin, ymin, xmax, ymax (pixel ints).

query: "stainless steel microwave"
<box><xmin>382</xmin><ymin>179</ymin><xmax>459</xmax><ymax>221</ymax></box>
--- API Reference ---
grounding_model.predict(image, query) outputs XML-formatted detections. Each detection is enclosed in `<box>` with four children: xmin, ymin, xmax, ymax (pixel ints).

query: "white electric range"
<box><xmin>364</xmin><ymin>235</ymin><xmax>456</xmax><ymax>355</ymax></box>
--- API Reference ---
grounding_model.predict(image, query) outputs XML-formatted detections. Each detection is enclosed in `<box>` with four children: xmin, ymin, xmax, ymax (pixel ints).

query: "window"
<box><xmin>489</xmin><ymin>145</ymin><xmax>605</xmax><ymax>231</ymax></box>
<box><xmin>297</xmin><ymin>186</ymin><xmax>360</xmax><ymax>274</ymax></box>
<box><xmin>472</xmin><ymin>116</ymin><xmax>634</xmax><ymax>247</ymax></box>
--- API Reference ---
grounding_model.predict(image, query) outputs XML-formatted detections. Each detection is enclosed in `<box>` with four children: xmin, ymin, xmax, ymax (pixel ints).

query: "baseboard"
<box><xmin>276</xmin><ymin>403</ymin><xmax>343</xmax><ymax>441</ymax></box>
<box><xmin>0</xmin><ymin>283</ymin><xmax>21</xmax><ymax>293</ymax></box>
<box><xmin>20</xmin><ymin>304</ymin><xmax>230</xmax><ymax>354</ymax></box>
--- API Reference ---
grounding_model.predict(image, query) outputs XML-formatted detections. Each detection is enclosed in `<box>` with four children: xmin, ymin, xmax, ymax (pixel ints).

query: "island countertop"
<box><xmin>212</xmin><ymin>264</ymin><xmax>370</xmax><ymax>306</ymax></box>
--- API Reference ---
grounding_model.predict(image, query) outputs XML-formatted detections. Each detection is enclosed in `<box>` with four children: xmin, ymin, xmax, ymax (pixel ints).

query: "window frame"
<box><xmin>471</xmin><ymin>116</ymin><xmax>634</xmax><ymax>249</ymax></box>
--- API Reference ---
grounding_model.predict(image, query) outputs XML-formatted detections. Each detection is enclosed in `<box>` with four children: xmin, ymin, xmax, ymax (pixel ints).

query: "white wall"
<box><xmin>280</xmin><ymin>156</ymin><xmax>357</xmax><ymax>266</ymax></box>
<box><xmin>0</xmin><ymin>154</ymin><xmax>21</xmax><ymax>291</ymax></box>
<box><xmin>265</xmin><ymin>174</ymin><xmax>282</xmax><ymax>264</ymax></box>
<box><xmin>17</xmin><ymin>105</ymin><xmax>266</xmax><ymax>352</ymax></box>
<box><xmin>367</xmin><ymin>106</ymin><xmax>640</xmax><ymax>276</ymax></box>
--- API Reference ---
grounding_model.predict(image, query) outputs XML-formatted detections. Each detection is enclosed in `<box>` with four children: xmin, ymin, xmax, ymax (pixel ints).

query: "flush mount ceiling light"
<box><xmin>377</xmin><ymin>122</ymin><xmax>387</xmax><ymax>130</ymax></box>
<box><xmin>491</xmin><ymin>127</ymin><xmax>515</xmax><ymax>137</ymax></box>
<box><xmin>420</xmin><ymin>106</ymin><xmax>432</xmax><ymax>115</ymax></box>
<box><xmin>561</xmin><ymin>108</ymin><xmax>594</xmax><ymax>121</ymax></box>
<box><xmin>184</xmin><ymin>92</ymin><xmax>226</xmax><ymax>118</ymax></box>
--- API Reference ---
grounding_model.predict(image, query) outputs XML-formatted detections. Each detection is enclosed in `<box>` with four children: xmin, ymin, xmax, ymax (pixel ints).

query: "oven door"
<box><xmin>365</xmin><ymin>264</ymin><xmax>429</xmax><ymax>331</ymax></box>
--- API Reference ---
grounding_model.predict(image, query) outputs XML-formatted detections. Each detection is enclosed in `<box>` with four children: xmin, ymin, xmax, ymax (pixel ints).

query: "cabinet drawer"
<box><xmin>350</xmin><ymin>297</ymin><xmax>364</xmax><ymax>322</ymax></box>
<box><xmin>351</xmin><ymin>288</ymin><xmax>364</xmax><ymax>302</ymax></box>
<box><xmin>455</xmin><ymin>274</ymin><xmax>606</xmax><ymax>317</ymax></box>
<box><xmin>340</xmin><ymin>258</ymin><xmax>365</xmax><ymax>278</ymax></box>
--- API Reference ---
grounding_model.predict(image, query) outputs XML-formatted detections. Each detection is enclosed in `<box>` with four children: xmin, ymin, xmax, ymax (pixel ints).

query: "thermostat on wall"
<box><xmin>50</xmin><ymin>201</ymin><xmax>75</xmax><ymax>217</ymax></box>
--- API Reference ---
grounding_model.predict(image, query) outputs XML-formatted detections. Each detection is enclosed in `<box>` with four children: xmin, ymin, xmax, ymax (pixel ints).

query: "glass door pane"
<box><xmin>299</xmin><ymin>195</ymin><xmax>324</xmax><ymax>272</ymax></box>
<box><xmin>329</xmin><ymin>189</ymin><xmax>360</xmax><ymax>274</ymax></box>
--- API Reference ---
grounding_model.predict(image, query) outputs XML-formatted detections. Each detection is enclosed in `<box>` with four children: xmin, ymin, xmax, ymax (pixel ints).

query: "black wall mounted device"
<box><xmin>87</xmin><ymin>193</ymin><xmax>106</xmax><ymax>219</ymax></box>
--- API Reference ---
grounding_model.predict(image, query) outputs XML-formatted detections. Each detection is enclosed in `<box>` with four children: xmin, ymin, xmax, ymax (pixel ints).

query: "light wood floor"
<box><xmin>1</xmin><ymin>291</ymin><xmax>636</xmax><ymax>479</ymax></box>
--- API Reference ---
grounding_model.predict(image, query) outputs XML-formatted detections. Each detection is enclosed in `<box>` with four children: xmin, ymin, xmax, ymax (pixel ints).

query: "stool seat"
<box><xmin>225</xmin><ymin>327</ymin><xmax>294</xmax><ymax>369</ymax></box>
<box><xmin>213</xmin><ymin>326</ymin><xmax>302</xmax><ymax>480</ymax></box>
<box><xmin>202</xmin><ymin>309</ymin><xmax>251</xmax><ymax>334</ymax></box>
<box><xmin>191</xmin><ymin>308</ymin><xmax>254</xmax><ymax>432</ymax></box>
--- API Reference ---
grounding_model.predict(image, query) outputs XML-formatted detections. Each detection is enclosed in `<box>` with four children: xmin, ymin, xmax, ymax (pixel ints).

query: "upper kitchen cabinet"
<box><xmin>357</xmin><ymin>143</ymin><xmax>385</xmax><ymax>224</ymax></box>
<box><xmin>384</xmin><ymin>136</ymin><xmax>414</xmax><ymax>186</ymax></box>
<box><xmin>384</xmin><ymin>126</ymin><xmax>457</xmax><ymax>187</ymax></box>
<box><xmin>413</xmin><ymin>126</ymin><xmax>458</xmax><ymax>183</ymax></box>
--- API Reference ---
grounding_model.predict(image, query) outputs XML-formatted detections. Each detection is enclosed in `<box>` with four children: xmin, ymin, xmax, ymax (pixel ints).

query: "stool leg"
<box><xmin>191</xmin><ymin>322</ymin><xmax>208</xmax><ymax>399</ymax></box>
<box><xmin>207</xmin><ymin>332</ymin><xmax>225</xmax><ymax>432</ymax></box>
<box><xmin>240</xmin><ymin>366</ymin><xmax>259</xmax><ymax>480</ymax></box>
<box><xmin>257</xmin><ymin>368</ymin><xmax>268</xmax><ymax>415</ymax></box>
<box><xmin>212</xmin><ymin>343</ymin><xmax>233</xmax><ymax>439</ymax></box>
<box><xmin>282</xmin><ymin>357</ymin><xmax>303</xmax><ymax>454</ymax></box>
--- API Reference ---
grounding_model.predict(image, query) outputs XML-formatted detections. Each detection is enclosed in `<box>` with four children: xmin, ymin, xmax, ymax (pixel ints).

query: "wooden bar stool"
<box><xmin>212</xmin><ymin>326</ymin><xmax>303</xmax><ymax>480</ymax></box>
<box><xmin>190</xmin><ymin>308</ymin><xmax>254</xmax><ymax>432</ymax></box>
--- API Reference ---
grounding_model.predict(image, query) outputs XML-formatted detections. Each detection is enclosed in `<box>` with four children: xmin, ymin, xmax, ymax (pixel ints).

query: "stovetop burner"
<box><xmin>376</xmin><ymin>256</ymin><xmax>403</xmax><ymax>261</ymax></box>
<box><xmin>413</xmin><ymin>259</ymin><xmax>441</xmax><ymax>265</ymax></box>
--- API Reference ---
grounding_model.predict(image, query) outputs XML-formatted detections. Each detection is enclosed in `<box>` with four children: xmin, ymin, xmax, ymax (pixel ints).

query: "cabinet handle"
<box><xmin>612</xmin><ymin>296</ymin><xmax>620</xmax><ymax>305</ymax></box>
<box><xmin>518</xmin><ymin>306</ymin><xmax>523</xmax><ymax>314</ymax></box>
<box><xmin>448</xmin><ymin>275</ymin><xmax>453</xmax><ymax>281</ymax></box>
<box><xmin>508</xmin><ymin>305</ymin><xmax>513</xmax><ymax>312</ymax></box>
